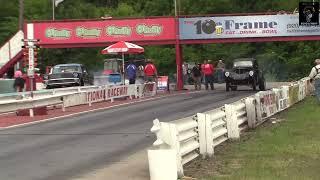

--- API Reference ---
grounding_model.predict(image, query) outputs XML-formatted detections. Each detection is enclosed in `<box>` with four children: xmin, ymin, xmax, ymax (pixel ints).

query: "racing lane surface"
<box><xmin>0</xmin><ymin>89</ymin><xmax>254</xmax><ymax>180</ymax></box>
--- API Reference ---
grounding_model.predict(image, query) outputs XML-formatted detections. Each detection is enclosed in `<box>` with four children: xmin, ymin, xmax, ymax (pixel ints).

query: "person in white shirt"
<box><xmin>308</xmin><ymin>59</ymin><xmax>320</xmax><ymax>103</ymax></box>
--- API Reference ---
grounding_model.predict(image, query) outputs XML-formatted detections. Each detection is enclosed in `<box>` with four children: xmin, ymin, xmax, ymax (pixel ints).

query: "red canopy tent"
<box><xmin>101</xmin><ymin>41</ymin><xmax>144</xmax><ymax>84</ymax></box>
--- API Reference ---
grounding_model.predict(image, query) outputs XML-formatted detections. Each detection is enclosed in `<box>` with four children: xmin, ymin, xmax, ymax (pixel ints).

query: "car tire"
<box><xmin>46</xmin><ymin>85</ymin><xmax>51</xmax><ymax>89</ymax></box>
<box><xmin>231</xmin><ymin>86</ymin><xmax>237</xmax><ymax>91</ymax></box>
<box><xmin>226</xmin><ymin>83</ymin><xmax>230</xmax><ymax>91</ymax></box>
<box><xmin>252</xmin><ymin>79</ymin><xmax>257</xmax><ymax>91</ymax></box>
<box><xmin>259</xmin><ymin>78</ymin><xmax>266</xmax><ymax>91</ymax></box>
<box><xmin>80</xmin><ymin>79</ymin><xmax>84</xmax><ymax>86</ymax></box>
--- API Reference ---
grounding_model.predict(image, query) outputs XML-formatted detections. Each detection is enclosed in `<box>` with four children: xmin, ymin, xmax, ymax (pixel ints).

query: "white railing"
<box><xmin>0</xmin><ymin>94</ymin><xmax>65</xmax><ymax>117</ymax></box>
<box><xmin>197</xmin><ymin>107</ymin><xmax>228</xmax><ymax>157</ymax></box>
<box><xmin>151</xmin><ymin>115</ymin><xmax>199</xmax><ymax>177</ymax></box>
<box><xmin>148</xmin><ymin>77</ymin><xmax>312</xmax><ymax>179</ymax></box>
<box><xmin>0</xmin><ymin>82</ymin><xmax>157</xmax><ymax>117</ymax></box>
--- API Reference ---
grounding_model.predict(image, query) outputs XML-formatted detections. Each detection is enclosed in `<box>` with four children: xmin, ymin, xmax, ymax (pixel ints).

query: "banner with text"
<box><xmin>179</xmin><ymin>14</ymin><xmax>320</xmax><ymax>39</ymax></box>
<box><xmin>157</xmin><ymin>76</ymin><xmax>169</xmax><ymax>91</ymax></box>
<box><xmin>257</xmin><ymin>91</ymin><xmax>278</xmax><ymax>119</ymax></box>
<box><xmin>31</xmin><ymin>18</ymin><xmax>176</xmax><ymax>45</ymax></box>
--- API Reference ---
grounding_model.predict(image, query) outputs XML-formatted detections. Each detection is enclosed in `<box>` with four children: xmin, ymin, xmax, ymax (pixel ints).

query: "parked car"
<box><xmin>224</xmin><ymin>58</ymin><xmax>266</xmax><ymax>91</ymax></box>
<box><xmin>44</xmin><ymin>63</ymin><xmax>93</xmax><ymax>89</ymax></box>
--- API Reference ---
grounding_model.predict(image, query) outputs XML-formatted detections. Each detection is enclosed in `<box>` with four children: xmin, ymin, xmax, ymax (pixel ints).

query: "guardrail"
<box><xmin>197</xmin><ymin>107</ymin><xmax>228</xmax><ymax>157</ymax></box>
<box><xmin>151</xmin><ymin>115</ymin><xmax>199</xmax><ymax>177</ymax></box>
<box><xmin>148</xmin><ymin>77</ymin><xmax>312</xmax><ymax>180</ymax></box>
<box><xmin>0</xmin><ymin>82</ymin><xmax>157</xmax><ymax>117</ymax></box>
<box><xmin>0</xmin><ymin>95</ymin><xmax>65</xmax><ymax>117</ymax></box>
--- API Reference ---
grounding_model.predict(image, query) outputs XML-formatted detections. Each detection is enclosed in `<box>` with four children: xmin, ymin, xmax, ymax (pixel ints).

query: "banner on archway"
<box><xmin>179</xmin><ymin>14</ymin><xmax>320</xmax><ymax>39</ymax></box>
<box><xmin>30</xmin><ymin>18</ymin><xmax>176</xmax><ymax>45</ymax></box>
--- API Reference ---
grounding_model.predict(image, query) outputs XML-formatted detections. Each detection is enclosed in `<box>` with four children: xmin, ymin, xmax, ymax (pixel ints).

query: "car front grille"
<box><xmin>234</xmin><ymin>69</ymin><xmax>250</xmax><ymax>74</ymax></box>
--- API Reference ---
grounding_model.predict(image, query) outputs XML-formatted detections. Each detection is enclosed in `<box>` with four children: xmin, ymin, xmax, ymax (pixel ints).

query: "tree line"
<box><xmin>0</xmin><ymin>0</ymin><xmax>317</xmax><ymax>81</ymax></box>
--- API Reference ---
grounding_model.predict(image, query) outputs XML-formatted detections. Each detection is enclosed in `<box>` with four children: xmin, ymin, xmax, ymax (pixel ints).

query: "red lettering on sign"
<box><xmin>107</xmin><ymin>86</ymin><xmax>129</xmax><ymax>98</ymax></box>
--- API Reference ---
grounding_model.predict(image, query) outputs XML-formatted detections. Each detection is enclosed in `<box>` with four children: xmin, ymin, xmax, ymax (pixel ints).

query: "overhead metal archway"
<box><xmin>2</xmin><ymin>12</ymin><xmax>320</xmax><ymax>89</ymax></box>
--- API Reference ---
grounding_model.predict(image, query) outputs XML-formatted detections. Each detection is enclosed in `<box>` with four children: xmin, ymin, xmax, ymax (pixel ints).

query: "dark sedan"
<box><xmin>224</xmin><ymin>58</ymin><xmax>266</xmax><ymax>91</ymax></box>
<box><xmin>44</xmin><ymin>64</ymin><xmax>92</xmax><ymax>89</ymax></box>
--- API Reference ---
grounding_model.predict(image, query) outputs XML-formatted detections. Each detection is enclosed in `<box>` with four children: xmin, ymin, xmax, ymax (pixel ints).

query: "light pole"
<box><xmin>52</xmin><ymin>0</ymin><xmax>65</xmax><ymax>20</ymax></box>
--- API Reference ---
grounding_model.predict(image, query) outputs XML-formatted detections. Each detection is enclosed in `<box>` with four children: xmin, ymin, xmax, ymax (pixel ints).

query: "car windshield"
<box><xmin>52</xmin><ymin>65</ymin><xmax>81</xmax><ymax>73</ymax></box>
<box><xmin>233</xmin><ymin>61</ymin><xmax>253</xmax><ymax>67</ymax></box>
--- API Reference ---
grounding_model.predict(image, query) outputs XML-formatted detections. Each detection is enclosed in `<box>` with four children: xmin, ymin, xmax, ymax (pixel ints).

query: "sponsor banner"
<box><xmin>143</xmin><ymin>82</ymin><xmax>157</xmax><ymax>97</ymax></box>
<box><xmin>106</xmin><ymin>85</ymin><xmax>129</xmax><ymax>99</ymax></box>
<box><xmin>157</xmin><ymin>76</ymin><xmax>168</xmax><ymax>91</ymax></box>
<box><xmin>32</xmin><ymin>18</ymin><xmax>175</xmax><ymax>45</ymax></box>
<box><xmin>298</xmin><ymin>81</ymin><xmax>306</xmax><ymax>101</ymax></box>
<box><xmin>274</xmin><ymin>88</ymin><xmax>289</xmax><ymax>111</ymax></box>
<box><xmin>179</xmin><ymin>14</ymin><xmax>320</xmax><ymax>39</ymax></box>
<box><xmin>288</xmin><ymin>84</ymin><xmax>299</xmax><ymax>105</ymax></box>
<box><xmin>258</xmin><ymin>91</ymin><xmax>278</xmax><ymax>119</ymax></box>
<box><xmin>86</xmin><ymin>89</ymin><xmax>106</xmax><ymax>103</ymax></box>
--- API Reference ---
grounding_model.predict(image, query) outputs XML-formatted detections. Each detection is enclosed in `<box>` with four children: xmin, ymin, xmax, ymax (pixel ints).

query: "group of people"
<box><xmin>190</xmin><ymin>59</ymin><xmax>225</xmax><ymax>90</ymax></box>
<box><xmin>125</xmin><ymin>59</ymin><xmax>158</xmax><ymax>84</ymax></box>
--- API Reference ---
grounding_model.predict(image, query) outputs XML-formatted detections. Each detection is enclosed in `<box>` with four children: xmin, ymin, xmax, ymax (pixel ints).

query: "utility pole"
<box><xmin>52</xmin><ymin>0</ymin><xmax>55</xmax><ymax>20</ymax></box>
<box><xmin>19</xmin><ymin>0</ymin><xmax>24</xmax><ymax>30</ymax></box>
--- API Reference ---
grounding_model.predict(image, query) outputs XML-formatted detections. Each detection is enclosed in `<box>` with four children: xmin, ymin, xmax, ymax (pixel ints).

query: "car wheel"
<box><xmin>231</xmin><ymin>86</ymin><xmax>237</xmax><ymax>91</ymax></box>
<box><xmin>252</xmin><ymin>79</ymin><xmax>257</xmax><ymax>91</ymax></box>
<box><xmin>259</xmin><ymin>78</ymin><xmax>266</xmax><ymax>91</ymax></box>
<box><xmin>80</xmin><ymin>79</ymin><xmax>84</xmax><ymax>86</ymax></box>
<box><xmin>226</xmin><ymin>83</ymin><xmax>230</xmax><ymax>91</ymax></box>
<box><xmin>46</xmin><ymin>85</ymin><xmax>51</xmax><ymax>89</ymax></box>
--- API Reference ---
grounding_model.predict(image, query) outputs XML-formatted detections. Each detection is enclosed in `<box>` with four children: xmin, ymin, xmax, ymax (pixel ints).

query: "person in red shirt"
<box><xmin>202</xmin><ymin>60</ymin><xmax>215</xmax><ymax>90</ymax></box>
<box><xmin>144</xmin><ymin>59</ymin><xmax>158</xmax><ymax>82</ymax></box>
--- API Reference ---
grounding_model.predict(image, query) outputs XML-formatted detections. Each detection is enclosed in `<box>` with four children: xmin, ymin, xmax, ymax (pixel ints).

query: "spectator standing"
<box><xmin>216</xmin><ymin>59</ymin><xmax>225</xmax><ymax>83</ymax></box>
<box><xmin>192</xmin><ymin>63</ymin><xmax>202</xmax><ymax>90</ymax></box>
<box><xmin>202</xmin><ymin>60</ymin><xmax>215</xmax><ymax>90</ymax></box>
<box><xmin>308</xmin><ymin>59</ymin><xmax>320</xmax><ymax>103</ymax></box>
<box><xmin>126</xmin><ymin>60</ymin><xmax>137</xmax><ymax>84</ymax></box>
<box><xmin>144</xmin><ymin>59</ymin><xmax>158</xmax><ymax>82</ymax></box>
<box><xmin>137</xmin><ymin>64</ymin><xmax>144</xmax><ymax>78</ymax></box>
<box><xmin>182</xmin><ymin>63</ymin><xmax>188</xmax><ymax>84</ymax></box>
<box><xmin>13</xmin><ymin>69</ymin><xmax>25</xmax><ymax>92</ymax></box>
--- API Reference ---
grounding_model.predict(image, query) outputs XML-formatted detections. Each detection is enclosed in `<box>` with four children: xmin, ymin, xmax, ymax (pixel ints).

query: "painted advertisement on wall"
<box><xmin>179</xmin><ymin>14</ymin><xmax>320</xmax><ymax>39</ymax></box>
<box><xmin>258</xmin><ymin>91</ymin><xmax>278</xmax><ymax>119</ymax></box>
<box><xmin>289</xmin><ymin>84</ymin><xmax>299</xmax><ymax>105</ymax></box>
<box><xmin>31</xmin><ymin>18</ymin><xmax>176</xmax><ymax>45</ymax></box>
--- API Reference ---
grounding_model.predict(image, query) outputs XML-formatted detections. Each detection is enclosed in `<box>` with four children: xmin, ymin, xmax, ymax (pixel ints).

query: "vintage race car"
<box><xmin>44</xmin><ymin>63</ymin><xmax>92</xmax><ymax>89</ymax></box>
<box><xmin>224</xmin><ymin>58</ymin><xmax>266</xmax><ymax>91</ymax></box>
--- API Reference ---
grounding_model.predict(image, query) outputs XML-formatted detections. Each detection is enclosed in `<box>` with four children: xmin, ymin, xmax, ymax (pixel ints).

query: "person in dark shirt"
<box><xmin>126</xmin><ymin>60</ymin><xmax>137</xmax><ymax>84</ymax></box>
<box><xmin>192</xmin><ymin>64</ymin><xmax>202</xmax><ymax>90</ymax></box>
